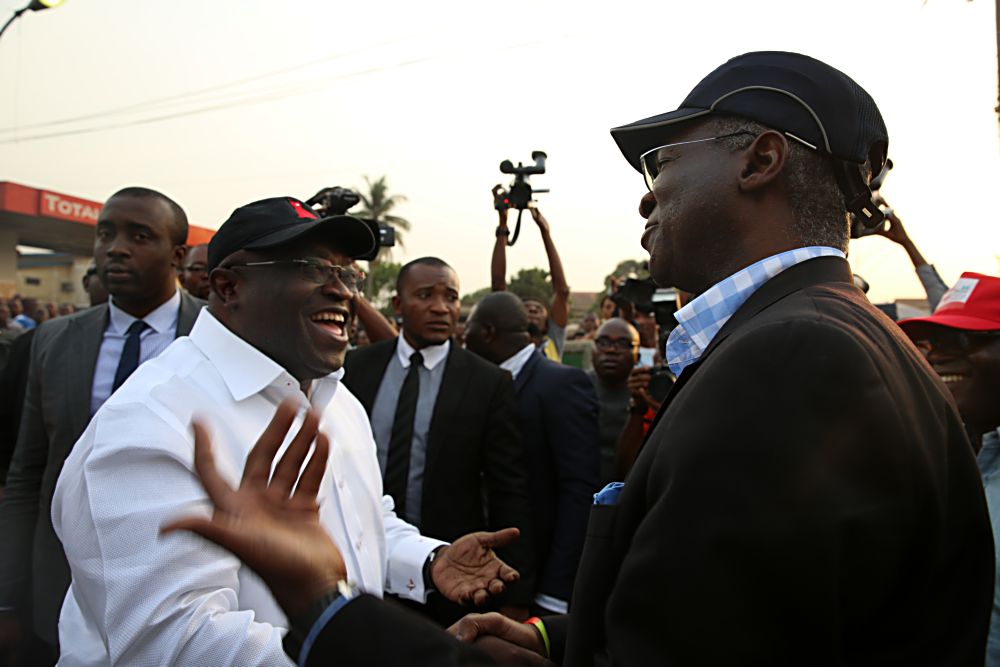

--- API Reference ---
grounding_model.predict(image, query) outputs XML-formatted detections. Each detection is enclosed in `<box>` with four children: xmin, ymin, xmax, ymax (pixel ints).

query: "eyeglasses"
<box><xmin>595</xmin><ymin>336</ymin><xmax>637</xmax><ymax>352</ymax></box>
<box><xmin>225</xmin><ymin>258</ymin><xmax>361</xmax><ymax>290</ymax></box>
<box><xmin>639</xmin><ymin>131</ymin><xmax>756</xmax><ymax>191</ymax></box>
<box><xmin>182</xmin><ymin>264</ymin><xmax>208</xmax><ymax>274</ymax></box>
<box><xmin>914</xmin><ymin>329</ymin><xmax>1000</xmax><ymax>356</ymax></box>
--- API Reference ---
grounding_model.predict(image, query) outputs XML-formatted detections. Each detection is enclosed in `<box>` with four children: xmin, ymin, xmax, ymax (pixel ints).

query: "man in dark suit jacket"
<box><xmin>0</xmin><ymin>186</ymin><xmax>204</xmax><ymax>656</ymax></box>
<box><xmin>342</xmin><ymin>257</ymin><xmax>535</xmax><ymax>618</ymax></box>
<box><xmin>465</xmin><ymin>292</ymin><xmax>599</xmax><ymax>614</ymax></box>
<box><xmin>158</xmin><ymin>53</ymin><xmax>996</xmax><ymax>667</ymax></box>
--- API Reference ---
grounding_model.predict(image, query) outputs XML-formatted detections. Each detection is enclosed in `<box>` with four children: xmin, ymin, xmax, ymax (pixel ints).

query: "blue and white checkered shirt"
<box><xmin>665</xmin><ymin>246</ymin><xmax>845</xmax><ymax>377</ymax></box>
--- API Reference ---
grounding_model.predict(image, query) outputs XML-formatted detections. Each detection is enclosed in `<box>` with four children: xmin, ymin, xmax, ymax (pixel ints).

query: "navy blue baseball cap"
<box><xmin>611</xmin><ymin>51</ymin><xmax>889</xmax><ymax>174</ymax></box>
<box><xmin>208</xmin><ymin>197</ymin><xmax>377</xmax><ymax>270</ymax></box>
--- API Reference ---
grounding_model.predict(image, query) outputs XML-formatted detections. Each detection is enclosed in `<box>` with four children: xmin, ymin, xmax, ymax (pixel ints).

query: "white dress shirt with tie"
<box><xmin>52</xmin><ymin>309</ymin><xmax>444</xmax><ymax>666</ymax></box>
<box><xmin>90</xmin><ymin>289</ymin><xmax>180</xmax><ymax>415</ymax></box>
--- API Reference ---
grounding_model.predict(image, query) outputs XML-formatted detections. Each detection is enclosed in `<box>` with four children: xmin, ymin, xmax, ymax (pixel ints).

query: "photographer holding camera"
<box><xmin>490</xmin><ymin>186</ymin><xmax>570</xmax><ymax>362</ymax></box>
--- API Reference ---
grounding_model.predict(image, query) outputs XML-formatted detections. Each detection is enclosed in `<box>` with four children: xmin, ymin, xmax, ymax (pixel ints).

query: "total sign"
<box><xmin>40</xmin><ymin>191</ymin><xmax>101</xmax><ymax>225</ymax></box>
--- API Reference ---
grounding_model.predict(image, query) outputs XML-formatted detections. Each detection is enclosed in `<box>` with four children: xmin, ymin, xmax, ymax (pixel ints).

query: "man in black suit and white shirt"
<box><xmin>342</xmin><ymin>257</ymin><xmax>535</xmax><ymax>620</ymax></box>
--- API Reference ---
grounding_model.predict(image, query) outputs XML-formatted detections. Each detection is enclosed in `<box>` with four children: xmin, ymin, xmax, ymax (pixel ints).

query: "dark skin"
<box><xmin>209</xmin><ymin>237</ymin><xmax>356</xmax><ymax>393</ymax></box>
<box><xmin>180</xmin><ymin>244</ymin><xmax>211</xmax><ymax>299</ymax></box>
<box><xmin>393</xmin><ymin>263</ymin><xmax>461</xmax><ymax>349</ymax></box>
<box><xmin>639</xmin><ymin>121</ymin><xmax>800</xmax><ymax>293</ymax></box>
<box><xmin>464</xmin><ymin>292</ymin><xmax>532</xmax><ymax>366</ymax></box>
<box><xmin>907</xmin><ymin>323</ymin><xmax>1000</xmax><ymax>445</ymax></box>
<box><xmin>592</xmin><ymin>318</ymin><xmax>639</xmax><ymax>389</ymax></box>
<box><xmin>94</xmin><ymin>194</ymin><xmax>187</xmax><ymax>318</ymax></box>
<box><xmin>162</xmin><ymin>397</ymin><xmax>525</xmax><ymax>615</ymax></box>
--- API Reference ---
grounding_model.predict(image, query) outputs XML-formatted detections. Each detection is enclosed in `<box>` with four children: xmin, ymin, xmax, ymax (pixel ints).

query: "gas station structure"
<box><xmin>0</xmin><ymin>181</ymin><xmax>214</xmax><ymax>306</ymax></box>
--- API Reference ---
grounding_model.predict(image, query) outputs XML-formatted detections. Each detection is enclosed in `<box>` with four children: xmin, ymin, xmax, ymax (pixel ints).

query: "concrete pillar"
<box><xmin>0</xmin><ymin>228</ymin><xmax>18</xmax><ymax>299</ymax></box>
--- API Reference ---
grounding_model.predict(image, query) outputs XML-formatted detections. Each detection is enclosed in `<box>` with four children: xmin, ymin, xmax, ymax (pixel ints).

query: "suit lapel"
<box><xmin>176</xmin><ymin>291</ymin><xmax>204</xmax><ymax>336</ymax></box>
<box><xmin>513</xmin><ymin>351</ymin><xmax>541</xmax><ymax>395</ymax></box>
<box><xmin>424</xmin><ymin>347</ymin><xmax>468</xmax><ymax>477</ymax></box>
<box><xmin>65</xmin><ymin>304</ymin><xmax>108</xmax><ymax>428</ymax></box>
<box><xmin>636</xmin><ymin>256</ymin><xmax>855</xmax><ymax>457</ymax></box>
<box><xmin>351</xmin><ymin>340</ymin><xmax>397</xmax><ymax>413</ymax></box>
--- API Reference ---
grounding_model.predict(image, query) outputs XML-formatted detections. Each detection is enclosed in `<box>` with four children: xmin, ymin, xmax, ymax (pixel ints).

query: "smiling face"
<box><xmin>214</xmin><ymin>237</ymin><xmax>356</xmax><ymax>381</ymax></box>
<box><xmin>393</xmin><ymin>263</ymin><xmax>461</xmax><ymax>348</ymax></box>
<box><xmin>94</xmin><ymin>194</ymin><xmax>186</xmax><ymax>315</ymax></box>
<box><xmin>912</xmin><ymin>324</ymin><xmax>1000</xmax><ymax>438</ymax></box>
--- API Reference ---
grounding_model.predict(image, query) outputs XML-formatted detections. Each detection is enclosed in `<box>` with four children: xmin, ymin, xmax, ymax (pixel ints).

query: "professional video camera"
<box><xmin>494</xmin><ymin>151</ymin><xmax>549</xmax><ymax>246</ymax></box>
<box><xmin>306</xmin><ymin>186</ymin><xmax>395</xmax><ymax>261</ymax></box>
<box><xmin>849</xmin><ymin>158</ymin><xmax>894</xmax><ymax>239</ymax></box>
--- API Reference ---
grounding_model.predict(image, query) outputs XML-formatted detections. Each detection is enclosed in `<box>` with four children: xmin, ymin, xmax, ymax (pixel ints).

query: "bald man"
<box><xmin>588</xmin><ymin>318</ymin><xmax>640</xmax><ymax>484</ymax></box>
<box><xmin>465</xmin><ymin>292</ymin><xmax>599</xmax><ymax>615</ymax></box>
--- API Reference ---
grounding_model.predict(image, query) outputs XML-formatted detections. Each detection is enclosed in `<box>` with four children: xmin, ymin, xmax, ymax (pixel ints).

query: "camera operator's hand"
<box><xmin>627</xmin><ymin>366</ymin><xmax>662</xmax><ymax>413</ymax></box>
<box><xmin>527</xmin><ymin>205</ymin><xmax>550</xmax><ymax>235</ymax></box>
<box><xmin>492</xmin><ymin>184</ymin><xmax>510</xmax><ymax>225</ymax></box>
<box><xmin>872</xmin><ymin>195</ymin><xmax>909</xmax><ymax>245</ymax></box>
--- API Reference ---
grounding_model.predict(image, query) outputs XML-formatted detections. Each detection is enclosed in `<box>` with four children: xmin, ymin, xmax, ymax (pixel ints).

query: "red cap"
<box><xmin>898</xmin><ymin>272</ymin><xmax>1000</xmax><ymax>333</ymax></box>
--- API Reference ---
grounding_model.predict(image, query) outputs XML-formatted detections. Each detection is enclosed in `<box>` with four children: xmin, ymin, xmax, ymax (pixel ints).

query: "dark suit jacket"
<box><xmin>551</xmin><ymin>256</ymin><xmax>994</xmax><ymax>666</ymax></box>
<box><xmin>343</xmin><ymin>339</ymin><xmax>536</xmax><ymax>605</ymax></box>
<box><xmin>0</xmin><ymin>292</ymin><xmax>204</xmax><ymax>644</ymax></box>
<box><xmin>514</xmin><ymin>351</ymin><xmax>599</xmax><ymax>604</ymax></box>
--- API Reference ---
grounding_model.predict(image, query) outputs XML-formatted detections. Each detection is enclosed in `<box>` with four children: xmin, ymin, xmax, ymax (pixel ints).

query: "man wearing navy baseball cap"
<box><xmin>51</xmin><ymin>197</ymin><xmax>524</xmax><ymax>665</ymax></box>
<box><xmin>140</xmin><ymin>55</ymin><xmax>995</xmax><ymax>666</ymax></box>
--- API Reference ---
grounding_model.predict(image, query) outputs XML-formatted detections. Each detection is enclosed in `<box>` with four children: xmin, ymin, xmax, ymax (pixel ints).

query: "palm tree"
<box><xmin>354</xmin><ymin>175</ymin><xmax>411</xmax><ymax>297</ymax></box>
<box><xmin>354</xmin><ymin>175</ymin><xmax>411</xmax><ymax>259</ymax></box>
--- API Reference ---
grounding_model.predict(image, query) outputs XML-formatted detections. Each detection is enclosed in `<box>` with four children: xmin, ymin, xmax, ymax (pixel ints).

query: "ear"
<box><xmin>209</xmin><ymin>268</ymin><xmax>240</xmax><ymax>307</ymax></box>
<box><xmin>392</xmin><ymin>294</ymin><xmax>402</xmax><ymax>316</ymax></box>
<box><xmin>737</xmin><ymin>131</ymin><xmax>789</xmax><ymax>193</ymax></box>
<box><xmin>171</xmin><ymin>244</ymin><xmax>188</xmax><ymax>270</ymax></box>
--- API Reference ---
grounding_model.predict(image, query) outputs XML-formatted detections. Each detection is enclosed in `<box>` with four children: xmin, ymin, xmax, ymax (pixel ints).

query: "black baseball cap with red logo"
<box><xmin>207</xmin><ymin>197</ymin><xmax>378</xmax><ymax>270</ymax></box>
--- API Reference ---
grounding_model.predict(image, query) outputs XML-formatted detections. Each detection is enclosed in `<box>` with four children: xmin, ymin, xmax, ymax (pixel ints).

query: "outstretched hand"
<box><xmin>161</xmin><ymin>399</ymin><xmax>346</xmax><ymax>617</ymax></box>
<box><xmin>432</xmin><ymin>528</ymin><xmax>521</xmax><ymax>606</ymax></box>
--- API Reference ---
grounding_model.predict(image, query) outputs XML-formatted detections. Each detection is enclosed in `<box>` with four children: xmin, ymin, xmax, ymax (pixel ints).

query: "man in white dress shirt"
<box><xmin>52</xmin><ymin>197</ymin><xmax>521</xmax><ymax>666</ymax></box>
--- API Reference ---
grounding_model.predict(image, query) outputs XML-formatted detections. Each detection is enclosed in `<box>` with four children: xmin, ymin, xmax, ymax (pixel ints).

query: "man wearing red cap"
<box><xmin>898</xmin><ymin>272</ymin><xmax>1000</xmax><ymax>666</ymax></box>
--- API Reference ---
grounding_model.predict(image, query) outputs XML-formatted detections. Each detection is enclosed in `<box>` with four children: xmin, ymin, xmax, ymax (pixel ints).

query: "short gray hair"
<box><xmin>707</xmin><ymin>115</ymin><xmax>849</xmax><ymax>252</ymax></box>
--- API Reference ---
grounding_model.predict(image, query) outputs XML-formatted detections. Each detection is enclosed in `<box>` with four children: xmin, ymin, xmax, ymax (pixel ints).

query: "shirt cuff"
<box><xmin>385</xmin><ymin>535</ymin><xmax>448</xmax><ymax>603</ymax></box>
<box><xmin>533</xmin><ymin>593</ymin><xmax>568</xmax><ymax>615</ymax></box>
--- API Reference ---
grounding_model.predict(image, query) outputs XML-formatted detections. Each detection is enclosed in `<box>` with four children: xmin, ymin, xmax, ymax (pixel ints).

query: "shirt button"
<box><xmin>355</xmin><ymin>539</ymin><xmax>363</xmax><ymax>550</ymax></box>
<box><xmin>338</xmin><ymin>478</ymin><xmax>345</xmax><ymax>490</ymax></box>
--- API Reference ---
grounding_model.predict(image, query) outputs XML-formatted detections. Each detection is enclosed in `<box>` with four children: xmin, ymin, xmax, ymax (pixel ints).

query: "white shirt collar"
<box><xmin>188</xmin><ymin>309</ymin><xmax>344</xmax><ymax>403</ymax></box>
<box><xmin>500</xmin><ymin>343</ymin><xmax>536</xmax><ymax>380</ymax></box>
<box><xmin>108</xmin><ymin>289</ymin><xmax>180</xmax><ymax>335</ymax></box>
<box><xmin>396</xmin><ymin>333</ymin><xmax>450</xmax><ymax>370</ymax></box>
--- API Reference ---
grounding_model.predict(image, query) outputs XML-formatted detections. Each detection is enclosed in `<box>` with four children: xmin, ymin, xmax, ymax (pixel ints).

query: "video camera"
<box><xmin>494</xmin><ymin>151</ymin><xmax>549</xmax><ymax>246</ymax></box>
<box><xmin>306</xmin><ymin>186</ymin><xmax>395</xmax><ymax>261</ymax></box>
<box><xmin>849</xmin><ymin>158</ymin><xmax>894</xmax><ymax>239</ymax></box>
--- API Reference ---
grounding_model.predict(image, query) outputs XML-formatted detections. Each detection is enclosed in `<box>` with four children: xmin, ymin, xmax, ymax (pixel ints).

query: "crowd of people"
<box><xmin>0</xmin><ymin>49</ymin><xmax>997</xmax><ymax>666</ymax></box>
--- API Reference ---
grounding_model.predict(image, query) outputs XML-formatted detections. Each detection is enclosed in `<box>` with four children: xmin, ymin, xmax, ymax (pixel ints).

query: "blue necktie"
<box><xmin>112</xmin><ymin>320</ymin><xmax>149</xmax><ymax>392</ymax></box>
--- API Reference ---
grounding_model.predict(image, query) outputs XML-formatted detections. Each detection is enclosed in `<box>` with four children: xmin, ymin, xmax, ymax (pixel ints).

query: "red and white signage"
<box><xmin>39</xmin><ymin>190</ymin><xmax>101</xmax><ymax>225</ymax></box>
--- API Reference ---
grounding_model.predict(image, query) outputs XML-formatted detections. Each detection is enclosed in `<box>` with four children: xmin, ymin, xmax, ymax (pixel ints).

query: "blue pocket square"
<box><xmin>593</xmin><ymin>482</ymin><xmax>624</xmax><ymax>506</ymax></box>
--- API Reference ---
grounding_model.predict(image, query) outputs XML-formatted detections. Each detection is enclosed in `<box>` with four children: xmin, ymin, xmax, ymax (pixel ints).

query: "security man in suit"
<box><xmin>464</xmin><ymin>291</ymin><xmax>599</xmax><ymax>616</ymax></box>
<box><xmin>0</xmin><ymin>186</ymin><xmax>205</xmax><ymax>658</ymax></box>
<box><xmin>342</xmin><ymin>257</ymin><xmax>535</xmax><ymax>621</ymax></box>
<box><xmin>163</xmin><ymin>52</ymin><xmax>995</xmax><ymax>667</ymax></box>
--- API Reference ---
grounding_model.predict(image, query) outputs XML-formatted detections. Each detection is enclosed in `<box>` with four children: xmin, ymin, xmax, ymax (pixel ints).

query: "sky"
<box><xmin>0</xmin><ymin>0</ymin><xmax>997</xmax><ymax>305</ymax></box>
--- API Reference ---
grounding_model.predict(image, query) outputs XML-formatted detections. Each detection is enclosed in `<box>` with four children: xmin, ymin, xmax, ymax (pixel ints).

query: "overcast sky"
<box><xmin>1</xmin><ymin>0</ymin><xmax>997</xmax><ymax>304</ymax></box>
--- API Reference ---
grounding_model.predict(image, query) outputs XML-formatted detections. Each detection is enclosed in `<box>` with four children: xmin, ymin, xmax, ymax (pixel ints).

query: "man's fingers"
<box><xmin>293</xmin><ymin>432</ymin><xmax>329</xmax><ymax>501</ymax></box>
<box><xmin>449</xmin><ymin>612</ymin><xmax>519</xmax><ymax>644</ymax></box>
<box><xmin>472</xmin><ymin>588</ymin><xmax>489</xmax><ymax>607</ymax></box>
<box><xmin>160</xmin><ymin>516</ymin><xmax>240</xmax><ymax>556</ymax></box>
<box><xmin>497</xmin><ymin>561</ymin><xmax>519</xmax><ymax>583</ymax></box>
<box><xmin>476</xmin><ymin>527</ymin><xmax>520</xmax><ymax>549</ymax></box>
<box><xmin>488</xmin><ymin>578</ymin><xmax>505</xmax><ymax>595</ymax></box>
<box><xmin>243</xmin><ymin>399</ymin><xmax>299</xmax><ymax>486</ymax></box>
<box><xmin>270</xmin><ymin>409</ymin><xmax>319</xmax><ymax>497</ymax></box>
<box><xmin>191</xmin><ymin>422</ymin><xmax>238</xmax><ymax>512</ymax></box>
